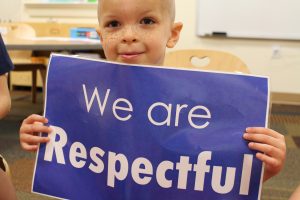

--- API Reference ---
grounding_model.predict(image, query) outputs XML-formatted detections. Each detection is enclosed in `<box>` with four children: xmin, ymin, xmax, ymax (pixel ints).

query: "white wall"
<box><xmin>17</xmin><ymin>0</ymin><xmax>300</xmax><ymax>94</ymax></box>
<box><xmin>174</xmin><ymin>1</ymin><xmax>300</xmax><ymax>94</ymax></box>
<box><xmin>0</xmin><ymin>0</ymin><xmax>22</xmax><ymax>22</ymax></box>
<box><xmin>21</xmin><ymin>0</ymin><xmax>98</xmax><ymax>23</ymax></box>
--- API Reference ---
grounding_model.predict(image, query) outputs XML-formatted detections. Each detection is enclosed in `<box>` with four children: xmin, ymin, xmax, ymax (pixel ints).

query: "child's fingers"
<box><xmin>20</xmin><ymin>133</ymin><xmax>50</xmax><ymax>145</ymax></box>
<box><xmin>256</xmin><ymin>152</ymin><xmax>282</xmax><ymax>169</ymax></box>
<box><xmin>243</xmin><ymin>133</ymin><xmax>285</xmax><ymax>150</ymax></box>
<box><xmin>20</xmin><ymin>143</ymin><xmax>39</xmax><ymax>152</ymax></box>
<box><xmin>20</xmin><ymin>132</ymin><xmax>50</xmax><ymax>152</ymax></box>
<box><xmin>23</xmin><ymin>114</ymin><xmax>48</xmax><ymax>125</ymax></box>
<box><xmin>248</xmin><ymin>142</ymin><xmax>284</xmax><ymax>159</ymax></box>
<box><xmin>20</xmin><ymin>124</ymin><xmax>52</xmax><ymax>135</ymax></box>
<box><xmin>246</xmin><ymin>127</ymin><xmax>284</xmax><ymax>140</ymax></box>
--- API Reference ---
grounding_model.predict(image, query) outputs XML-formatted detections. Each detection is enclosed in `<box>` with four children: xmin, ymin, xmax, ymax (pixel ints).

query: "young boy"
<box><xmin>19</xmin><ymin>0</ymin><xmax>286</xmax><ymax>183</ymax></box>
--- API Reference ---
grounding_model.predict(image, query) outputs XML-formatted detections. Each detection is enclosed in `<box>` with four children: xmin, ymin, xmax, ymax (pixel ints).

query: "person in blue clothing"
<box><xmin>0</xmin><ymin>33</ymin><xmax>17</xmax><ymax>200</ymax></box>
<box><xmin>19</xmin><ymin>0</ymin><xmax>286</xmax><ymax>183</ymax></box>
<box><xmin>0</xmin><ymin>34</ymin><xmax>14</xmax><ymax>119</ymax></box>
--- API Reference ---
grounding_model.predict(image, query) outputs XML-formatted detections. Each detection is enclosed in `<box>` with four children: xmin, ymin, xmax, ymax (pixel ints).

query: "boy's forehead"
<box><xmin>99</xmin><ymin>0</ymin><xmax>174</xmax><ymax>19</ymax></box>
<box><xmin>99</xmin><ymin>0</ymin><xmax>172</xmax><ymax>7</ymax></box>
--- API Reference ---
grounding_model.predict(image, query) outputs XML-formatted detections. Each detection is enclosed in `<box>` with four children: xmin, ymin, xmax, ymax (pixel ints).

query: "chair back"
<box><xmin>164</xmin><ymin>49</ymin><xmax>250</xmax><ymax>74</ymax></box>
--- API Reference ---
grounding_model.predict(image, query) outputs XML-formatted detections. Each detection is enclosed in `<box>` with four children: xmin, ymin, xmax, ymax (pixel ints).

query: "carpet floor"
<box><xmin>0</xmin><ymin>91</ymin><xmax>299</xmax><ymax>200</ymax></box>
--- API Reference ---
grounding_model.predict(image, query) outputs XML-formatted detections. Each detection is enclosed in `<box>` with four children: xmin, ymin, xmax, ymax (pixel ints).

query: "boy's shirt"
<box><xmin>0</xmin><ymin>34</ymin><xmax>14</xmax><ymax>75</ymax></box>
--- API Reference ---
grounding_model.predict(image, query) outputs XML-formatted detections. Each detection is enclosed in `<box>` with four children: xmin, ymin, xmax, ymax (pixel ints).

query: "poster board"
<box><xmin>32</xmin><ymin>54</ymin><xmax>269</xmax><ymax>200</ymax></box>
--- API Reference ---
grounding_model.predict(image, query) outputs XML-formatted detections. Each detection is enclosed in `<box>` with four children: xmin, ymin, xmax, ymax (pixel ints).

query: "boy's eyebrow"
<box><xmin>140</xmin><ymin>9</ymin><xmax>162</xmax><ymax>16</ymax></box>
<box><xmin>100</xmin><ymin>13</ymin><xmax>118</xmax><ymax>20</ymax></box>
<box><xmin>99</xmin><ymin>10</ymin><xmax>163</xmax><ymax>24</ymax></box>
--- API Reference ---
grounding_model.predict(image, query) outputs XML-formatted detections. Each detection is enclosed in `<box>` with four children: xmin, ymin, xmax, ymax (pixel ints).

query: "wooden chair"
<box><xmin>164</xmin><ymin>49</ymin><xmax>250</xmax><ymax>74</ymax></box>
<box><xmin>4</xmin><ymin>23</ymin><xmax>47</xmax><ymax>103</ymax></box>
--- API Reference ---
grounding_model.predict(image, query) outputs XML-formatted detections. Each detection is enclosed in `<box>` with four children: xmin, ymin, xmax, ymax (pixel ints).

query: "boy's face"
<box><xmin>98</xmin><ymin>0</ymin><xmax>182</xmax><ymax>66</ymax></box>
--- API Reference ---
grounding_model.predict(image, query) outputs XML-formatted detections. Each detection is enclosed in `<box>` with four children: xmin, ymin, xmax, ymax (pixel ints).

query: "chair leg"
<box><xmin>7</xmin><ymin>72</ymin><xmax>11</xmax><ymax>90</ymax></box>
<box><xmin>39</xmin><ymin>68</ymin><xmax>47</xmax><ymax>104</ymax></box>
<box><xmin>32</xmin><ymin>69</ymin><xmax>37</xmax><ymax>104</ymax></box>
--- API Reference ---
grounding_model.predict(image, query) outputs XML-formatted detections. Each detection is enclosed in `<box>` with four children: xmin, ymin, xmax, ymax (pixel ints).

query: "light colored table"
<box><xmin>4</xmin><ymin>37</ymin><xmax>102</xmax><ymax>51</ymax></box>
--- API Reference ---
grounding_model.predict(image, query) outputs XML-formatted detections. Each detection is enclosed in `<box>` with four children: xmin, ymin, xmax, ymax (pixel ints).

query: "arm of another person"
<box><xmin>0</xmin><ymin>73</ymin><xmax>11</xmax><ymax>119</ymax></box>
<box><xmin>0</xmin><ymin>169</ymin><xmax>17</xmax><ymax>200</ymax></box>
<box><xmin>290</xmin><ymin>185</ymin><xmax>300</xmax><ymax>200</ymax></box>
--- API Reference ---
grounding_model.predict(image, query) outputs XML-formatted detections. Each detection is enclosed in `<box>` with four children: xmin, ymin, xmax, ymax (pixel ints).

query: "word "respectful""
<box><xmin>44</xmin><ymin>126</ymin><xmax>253</xmax><ymax>195</ymax></box>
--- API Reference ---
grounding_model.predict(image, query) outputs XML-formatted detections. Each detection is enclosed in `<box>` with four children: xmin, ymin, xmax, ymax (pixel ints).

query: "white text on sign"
<box><xmin>82</xmin><ymin>84</ymin><xmax>211</xmax><ymax>129</ymax></box>
<box><xmin>44</xmin><ymin>126</ymin><xmax>253</xmax><ymax>195</ymax></box>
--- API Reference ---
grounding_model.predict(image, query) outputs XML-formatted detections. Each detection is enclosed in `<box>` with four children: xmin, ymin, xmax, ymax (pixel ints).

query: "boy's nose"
<box><xmin>122</xmin><ymin>26</ymin><xmax>137</xmax><ymax>43</ymax></box>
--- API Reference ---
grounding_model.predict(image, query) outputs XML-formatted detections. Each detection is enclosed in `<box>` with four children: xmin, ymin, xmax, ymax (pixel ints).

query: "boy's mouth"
<box><xmin>119</xmin><ymin>52</ymin><xmax>144</xmax><ymax>59</ymax></box>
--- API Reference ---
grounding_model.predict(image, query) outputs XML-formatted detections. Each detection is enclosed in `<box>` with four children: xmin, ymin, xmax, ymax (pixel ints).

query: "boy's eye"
<box><xmin>140</xmin><ymin>18</ymin><xmax>155</xmax><ymax>25</ymax></box>
<box><xmin>106</xmin><ymin>20</ymin><xmax>120</xmax><ymax>28</ymax></box>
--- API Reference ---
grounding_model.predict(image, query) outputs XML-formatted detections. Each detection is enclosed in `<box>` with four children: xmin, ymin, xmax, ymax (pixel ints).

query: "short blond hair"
<box><xmin>97</xmin><ymin>0</ymin><xmax>176</xmax><ymax>23</ymax></box>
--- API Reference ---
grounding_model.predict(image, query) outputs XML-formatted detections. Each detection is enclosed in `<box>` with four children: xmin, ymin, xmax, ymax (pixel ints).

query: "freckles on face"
<box><xmin>101</xmin><ymin>35</ymin><xmax>119</xmax><ymax>60</ymax></box>
<box><xmin>101</xmin><ymin>27</ymin><xmax>171</xmax><ymax>66</ymax></box>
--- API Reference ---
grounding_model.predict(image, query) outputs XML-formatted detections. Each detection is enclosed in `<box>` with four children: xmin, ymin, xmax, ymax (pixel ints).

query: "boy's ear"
<box><xmin>167</xmin><ymin>22</ymin><xmax>183</xmax><ymax>48</ymax></box>
<box><xmin>96</xmin><ymin>28</ymin><xmax>103</xmax><ymax>43</ymax></box>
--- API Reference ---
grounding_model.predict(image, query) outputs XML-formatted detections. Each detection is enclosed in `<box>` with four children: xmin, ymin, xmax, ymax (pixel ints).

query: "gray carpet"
<box><xmin>0</xmin><ymin>90</ymin><xmax>300</xmax><ymax>200</ymax></box>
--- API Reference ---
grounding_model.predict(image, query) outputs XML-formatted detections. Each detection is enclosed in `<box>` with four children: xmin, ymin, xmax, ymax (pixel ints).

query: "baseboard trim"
<box><xmin>271</xmin><ymin>92</ymin><xmax>300</xmax><ymax>105</ymax></box>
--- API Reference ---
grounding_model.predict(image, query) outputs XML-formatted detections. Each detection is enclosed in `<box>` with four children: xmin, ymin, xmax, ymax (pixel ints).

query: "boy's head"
<box><xmin>97</xmin><ymin>0</ymin><xmax>182</xmax><ymax>66</ymax></box>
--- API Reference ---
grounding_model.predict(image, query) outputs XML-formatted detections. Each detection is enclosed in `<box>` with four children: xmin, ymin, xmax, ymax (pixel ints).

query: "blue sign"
<box><xmin>32</xmin><ymin>54</ymin><xmax>269</xmax><ymax>200</ymax></box>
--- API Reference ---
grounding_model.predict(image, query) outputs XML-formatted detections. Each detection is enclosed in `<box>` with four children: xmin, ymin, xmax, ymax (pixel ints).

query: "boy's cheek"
<box><xmin>101</xmin><ymin>31</ymin><xmax>123</xmax><ymax>41</ymax></box>
<box><xmin>96</xmin><ymin>29</ymin><xmax>102</xmax><ymax>41</ymax></box>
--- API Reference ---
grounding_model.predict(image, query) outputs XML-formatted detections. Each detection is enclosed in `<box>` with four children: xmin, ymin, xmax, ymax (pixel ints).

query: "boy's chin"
<box><xmin>117</xmin><ymin>58</ymin><xmax>162</xmax><ymax>66</ymax></box>
<box><xmin>116</xmin><ymin>58</ymin><xmax>145</xmax><ymax>66</ymax></box>
<box><xmin>107</xmin><ymin>56</ymin><xmax>162</xmax><ymax>66</ymax></box>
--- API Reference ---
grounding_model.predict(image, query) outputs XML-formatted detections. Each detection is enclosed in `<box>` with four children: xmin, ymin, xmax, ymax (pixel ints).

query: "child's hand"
<box><xmin>243</xmin><ymin>127</ymin><xmax>286</xmax><ymax>182</ymax></box>
<box><xmin>19</xmin><ymin>114</ymin><xmax>52</xmax><ymax>152</ymax></box>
